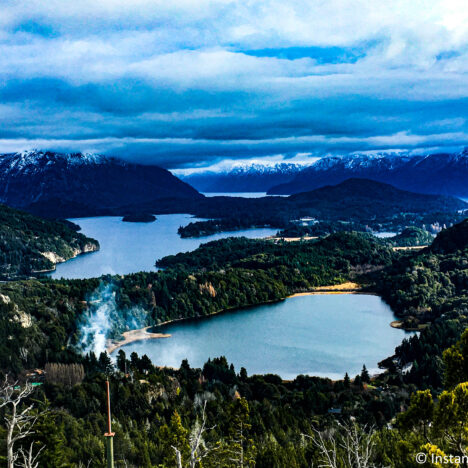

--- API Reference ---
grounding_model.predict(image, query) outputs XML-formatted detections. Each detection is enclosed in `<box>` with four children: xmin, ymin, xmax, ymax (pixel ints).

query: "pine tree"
<box><xmin>344</xmin><ymin>373</ymin><xmax>350</xmax><ymax>388</ymax></box>
<box><xmin>361</xmin><ymin>365</ymin><xmax>370</xmax><ymax>383</ymax></box>
<box><xmin>116</xmin><ymin>350</ymin><xmax>127</xmax><ymax>373</ymax></box>
<box><xmin>98</xmin><ymin>352</ymin><xmax>113</xmax><ymax>375</ymax></box>
<box><xmin>158</xmin><ymin>411</ymin><xmax>190</xmax><ymax>468</ymax></box>
<box><xmin>225</xmin><ymin>397</ymin><xmax>257</xmax><ymax>467</ymax></box>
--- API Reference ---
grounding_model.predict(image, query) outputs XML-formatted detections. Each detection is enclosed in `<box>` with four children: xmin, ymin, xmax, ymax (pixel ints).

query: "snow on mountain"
<box><xmin>0</xmin><ymin>150</ymin><xmax>201</xmax><ymax>217</ymax></box>
<box><xmin>181</xmin><ymin>162</ymin><xmax>309</xmax><ymax>192</ymax></box>
<box><xmin>0</xmin><ymin>150</ymin><xmax>118</xmax><ymax>174</ymax></box>
<box><xmin>267</xmin><ymin>149</ymin><xmax>468</xmax><ymax>197</ymax></box>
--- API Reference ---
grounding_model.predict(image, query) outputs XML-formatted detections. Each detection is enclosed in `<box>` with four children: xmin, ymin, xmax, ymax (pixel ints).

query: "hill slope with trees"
<box><xmin>0</xmin><ymin>204</ymin><xmax>99</xmax><ymax>278</ymax></box>
<box><xmin>0</xmin><ymin>220</ymin><xmax>467</xmax><ymax>465</ymax></box>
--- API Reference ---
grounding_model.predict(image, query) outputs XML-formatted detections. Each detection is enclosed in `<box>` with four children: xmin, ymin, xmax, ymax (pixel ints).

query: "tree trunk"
<box><xmin>7</xmin><ymin>402</ymin><xmax>16</xmax><ymax>468</ymax></box>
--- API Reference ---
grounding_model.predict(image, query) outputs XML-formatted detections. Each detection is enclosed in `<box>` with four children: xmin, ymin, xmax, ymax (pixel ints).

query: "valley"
<box><xmin>3</xmin><ymin>3</ymin><xmax>468</xmax><ymax>464</ymax></box>
<box><xmin>0</xmin><ymin>152</ymin><xmax>467</xmax><ymax>467</ymax></box>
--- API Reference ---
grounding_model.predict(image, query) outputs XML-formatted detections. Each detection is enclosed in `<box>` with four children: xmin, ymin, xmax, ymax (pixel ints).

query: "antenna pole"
<box><xmin>104</xmin><ymin>379</ymin><xmax>115</xmax><ymax>468</ymax></box>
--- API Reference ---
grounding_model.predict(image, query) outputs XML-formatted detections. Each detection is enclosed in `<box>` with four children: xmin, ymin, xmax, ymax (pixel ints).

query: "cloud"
<box><xmin>0</xmin><ymin>0</ymin><xmax>467</xmax><ymax>168</ymax></box>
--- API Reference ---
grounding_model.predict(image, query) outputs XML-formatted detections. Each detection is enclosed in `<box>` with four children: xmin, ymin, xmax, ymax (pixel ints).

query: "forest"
<box><xmin>125</xmin><ymin>178</ymin><xmax>467</xmax><ymax>238</ymax></box>
<box><xmin>0</xmin><ymin>219</ymin><xmax>467</xmax><ymax>466</ymax></box>
<box><xmin>0</xmin><ymin>204</ymin><xmax>99</xmax><ymax>279</ymax></box>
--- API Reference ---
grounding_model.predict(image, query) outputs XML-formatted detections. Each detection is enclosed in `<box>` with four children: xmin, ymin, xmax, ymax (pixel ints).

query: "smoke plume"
<box><xmin>78</xmin><ymin>282</ymin><xmax>147</xmax><ymax>355</ymax></box>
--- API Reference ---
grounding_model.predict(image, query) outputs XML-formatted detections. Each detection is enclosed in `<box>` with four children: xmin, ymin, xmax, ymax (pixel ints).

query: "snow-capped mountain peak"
<box><xmin>0</xmin><ymin>150</ymin><xmax>123</xmax><ymax>177</ymax></box>
<box><xmin>267</xmin><ymin>150</ymin><xmax>468</xmax><ymax>196</ymax></box>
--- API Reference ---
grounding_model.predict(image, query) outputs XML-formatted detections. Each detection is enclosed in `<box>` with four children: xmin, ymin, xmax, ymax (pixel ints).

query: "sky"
<box><xmin>1</xmin><ymin>0</ymin><xmax>468</xmax><ymax>171</ymax></box>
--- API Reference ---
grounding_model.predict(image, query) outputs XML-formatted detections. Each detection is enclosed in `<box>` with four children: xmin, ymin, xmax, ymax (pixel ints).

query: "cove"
<box><xmin>119</xmin><ymin>293</ymin><xmax>409</xmax><ymax>380</ymax></box>
<box><xmin>50</xmin><ymin>214</ymin><xmax>277</xmax><ymax>279</ymax></box>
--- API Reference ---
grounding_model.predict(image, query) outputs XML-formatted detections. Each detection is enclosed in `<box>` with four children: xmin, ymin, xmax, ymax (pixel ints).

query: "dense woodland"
<box><xmin>0</xmin><ymin>217</ymin><xmax>467</xmax><ymax>466</ymax></box>
<box><xmin>143</xmin><ymin>178</ymin><xmax>467</xmax><ymax>238</ymax></box>
<box><xmin>0</xmin><ymin>204</ymin><xmax>99</xmax><ymax>279</ymax></box>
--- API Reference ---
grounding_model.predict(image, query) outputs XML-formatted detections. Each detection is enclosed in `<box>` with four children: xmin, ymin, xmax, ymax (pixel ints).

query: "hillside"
<box><xmin>377</xmin><ymin>217</ymin><xmax>468</xmax><ymax>334</ymax></box>
<box><xmin>288</xmin><ymin>178</ymin><xmax>466</xmax><ymax>218</ymax></box>
<box><xmin>430</xmin><ymin>218</ymin><xmax>468</xmax><ymax>253</ymax></box>
<box><xmin>178</xmin><ymin>178</ymin><xmax>468</xmax><ymax>237</ymax></box>
<box><xmin>268</xmin><ymin>150</ymin><xmax>468</xmax><ymax>196</ymax></box>
<box><xmin>0</xmin><ymin>225</ymin><xmax>466</xmax><ymax>465</ymax></box>
<box><xmin>0</xmin><ymin>204</ymin><xmax>99</xmax><ymax>278</ymax></box>
<box><xmin>384</xmin><ymin>227</ymin><xmax>434</xmax><ymax>247</ymax></box>
<box><xmin>0</xmin><ymin>151</ymin><xmax>202</xmax><ymax>218</ymax></box>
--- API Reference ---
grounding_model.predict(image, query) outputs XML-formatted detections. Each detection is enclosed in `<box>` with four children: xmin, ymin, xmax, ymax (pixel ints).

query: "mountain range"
<box><xmin>1</xmin><ymin>150</ymin><xmax>467</xmax><ymax>223</ymax></box>
<box><xmin>268</xmin><ymin>151</ymin><xmax>468</xmax><ymax>197</ymax></box>
<box><xmin>179</xmin><ymin>151</ymin><xmax>468</xmax><ymax>198</ymax></box>
<box><xmin>180</xmin><ymin>163</ymin><xmax>306</xmax><ymax>193</ymax></box>
<box><xmin>0</xmin><ymin>151</ymin><xmax>202</xmax><ymax>217</ymax></box>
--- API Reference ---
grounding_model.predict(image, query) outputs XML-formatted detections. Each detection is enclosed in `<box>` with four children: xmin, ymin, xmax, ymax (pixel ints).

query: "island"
<box><xmin>122</xmin><ymin>213</ymin><xmax>157</xmax><ymax>223</ymax></box>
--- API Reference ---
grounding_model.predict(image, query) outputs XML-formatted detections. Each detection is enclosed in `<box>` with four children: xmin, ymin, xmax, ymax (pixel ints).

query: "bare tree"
<box><xmin>18</xmin><ymin>442</ymin><xmax>45</xmax><ymax>468</ymax></box>
<box><xmin>188</xmin><ymin>400</ymin><xmax>217</xmax><ymax>468</ymax></box>
<box><xmin>77</xmin><ymin>461</ymin><xmax>92</xmax><ymax>468</ymax></box>
<box><xmin>0</xmin><ymin>375</ymin><xmax>45</xmax><ymax>468</ymax></box>
<box><xmin>45</xmin><ymin>363</ymin><xmax>84</xmax><ymax>387</ymax></box>
<box><xmin>171</xmin><ymin>447</ymin><xmax>183</xmax><ymax>468</ymax></box>
<box><xmin>171</xmin><ymin>399</ymin><xmax>217</xmax><ymax>468</ymax></box>
<box><xmin>303</xmin><ymin>421</ymin><xmax>377</xmax><ymax>468</ymax></box>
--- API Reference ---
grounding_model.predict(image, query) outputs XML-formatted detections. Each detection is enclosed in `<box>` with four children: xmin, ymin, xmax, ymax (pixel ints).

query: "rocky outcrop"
<box><xmin>40</xmin><ymin>241</ymin><xmax>99</xmax><ymax>268</ymax></box>
<box><xmin>199</xmin><ymin>282</ymin><xmax>217</xmax><ymax>297</ymax></box>
<box><xmin>1</xmin><ymin>294</ymin><xmax>32</xmax><ymax>328</ymax></box>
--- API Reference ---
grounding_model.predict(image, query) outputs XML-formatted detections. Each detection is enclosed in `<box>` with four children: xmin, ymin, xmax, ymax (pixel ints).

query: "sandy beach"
<box><xmin>268</xmin><ymin>235</ymin><xmax>319</xmax><ymax>242</ymax></box>
<box><xmin>288</xmin><ymin>282</ymin><xmax>362</xmax><ymax>297</ymax></box>
<box><xmin>106</xmin><ymin>282</ymin><xmax>366</xmax><ymax>353</ymax></box>
<box><xmin>106</xmin><ymin>326</ymin><xmax>171</xmax><ymax>354</ymax></box>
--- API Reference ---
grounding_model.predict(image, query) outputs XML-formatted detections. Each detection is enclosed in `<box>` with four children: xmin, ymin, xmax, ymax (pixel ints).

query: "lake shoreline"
<box><xmin>106</xmin><ymin>326</ymin><xmax>171</xmax><ymax>354</ymax></box>
<box><xmin>107</xmin><ymin>292</ymin><xmax>405</xmax><ymax>379</ymax></box>
<box><xmin>106</xmin><ymin>282</ymin><xmax>375</xmax><ymax>354</ymax></box>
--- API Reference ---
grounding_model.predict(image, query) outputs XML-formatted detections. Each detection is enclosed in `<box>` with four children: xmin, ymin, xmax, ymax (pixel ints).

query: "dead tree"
<box><xmin>45</xmin><ymin>363</ymin><xmax>85</xmax><ymax>387</ymax></box>
<box><xmin>0</xmin><ymin>375</ymin><xmax>45</xmax><ymax>468</ymax></box>
<box><xmin>18</xmin><ymin>442</ymin><xmax>45</xmax><ymax>468</ymax></box>
<box><xmin>172</xmin><ymin>399</ymin><xmax>217</xmax><ymax>468</ymax></box>
<box><xmin>188</xmin><ymin>400</ymin><xmax>218</xmax><ymax>468</ymax></box>
<box><xmin>171</xmin><ymin>447</ymin><xmax>183</xmax><ymax>468</ymax></box>
<box><xmin>303</xmin><ymin>421</ymin><xmax>377</xmax><ymax>468</ymax></box>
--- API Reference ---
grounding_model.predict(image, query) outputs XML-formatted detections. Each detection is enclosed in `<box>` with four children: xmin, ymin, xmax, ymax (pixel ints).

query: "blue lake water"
<box><xmin>202</xmin><ymin>192</ymin><xmax>268</xmax><ymax>198</ymax></box>
<box><xmin>202</xmin><ymin>192</ymin><xmax>288</xmax><ymax>198</ymax></box>
<box><xmin>50</xmin><ymin>214</ymin><xmax>277</xmax><ymax>279</ymax></box>
<box><xmin>120</xmin><ymin>294</ymin><xmax>408</xmax><ymax>380</ymax></box>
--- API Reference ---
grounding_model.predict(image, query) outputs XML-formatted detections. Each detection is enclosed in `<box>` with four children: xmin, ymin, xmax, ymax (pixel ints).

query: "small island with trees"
<box><xmin>122</xmin><ymin>213</ymin><xmax>157</xmax><ymax>223</ymax></box>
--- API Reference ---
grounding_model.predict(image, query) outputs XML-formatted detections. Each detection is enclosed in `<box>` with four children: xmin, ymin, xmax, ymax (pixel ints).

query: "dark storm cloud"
<box><xmin>0</xmin><ymin>1</ymin><xmax>467</xmax><ymax>169</ymax></box>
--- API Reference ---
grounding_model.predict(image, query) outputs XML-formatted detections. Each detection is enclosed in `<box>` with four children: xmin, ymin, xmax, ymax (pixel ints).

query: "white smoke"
<box><xmin>78</xmin><ymin>282</ymin><xmax>147</xmax><ymax>355</ymax></box>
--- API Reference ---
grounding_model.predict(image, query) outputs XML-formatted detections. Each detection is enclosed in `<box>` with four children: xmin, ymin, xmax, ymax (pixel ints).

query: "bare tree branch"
<box><xmin>0</xmin><ymin>375</ymin><xmax>45</xmax><ymax>468</ymax></box>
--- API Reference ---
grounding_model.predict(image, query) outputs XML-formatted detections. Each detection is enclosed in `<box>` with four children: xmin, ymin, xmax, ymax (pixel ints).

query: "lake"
<box><xmin>119</xmin><ymin>294</ymin><xmax>408</xmax><ymax>380</ymax></box>
<box><xmin>202</xmin><ymin>192</ymin><xmax>288</xmax><ymax>198</ymax></box>
<box><xmin>50</xmin><ymin>214</ymin><xmax>278</xmax><ymax>279</ymax></box>
<box><xmin>203</xmin><ymin>192</ymin><xmax>268</xmax><ymax>198</ymax></box>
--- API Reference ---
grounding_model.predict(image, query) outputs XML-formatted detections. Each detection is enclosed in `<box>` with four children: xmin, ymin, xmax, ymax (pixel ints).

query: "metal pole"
<box><xmin>104</xmin><ymin>379</ymin><xmax>115</xmax><ymax>468</ymax></box>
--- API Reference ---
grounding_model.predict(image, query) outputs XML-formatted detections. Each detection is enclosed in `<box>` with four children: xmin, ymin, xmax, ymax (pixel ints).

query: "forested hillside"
<box><xmin>177</xmin><ymin>178</ymin><xmax>467</xmax><ymax>237</ymax></box>
<box><xmin>0</xmin><ymin>233</ymin><xmax>394</xmax><ymax>374</ymax></box>
<box><xmin>0</xmin><ymin>221</ymin><xmax>467</xmax><ymax>466</ymax></box>
<box><xmin>0</xmin><ymin>204</ymin><xmax>99</xmax><ymax>278</ymax></box>
<box><xmin>377</xmin><ymin>218</ymin><xmax>468</xmax><ymax>388</ymax></box>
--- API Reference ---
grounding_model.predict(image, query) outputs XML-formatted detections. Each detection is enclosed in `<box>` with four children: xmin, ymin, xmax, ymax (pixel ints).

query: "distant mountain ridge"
<box><xmin>0</xmin><ymin>150</ymin><xmax>202</xmax><ymax>217</ymax></box>
<box><xmin>180</xmin><ymin>162</ymin><xmax>307</xmax><ymax>192</ymax></box>
<box><xmin>287</xmin><ymin>178</ymin><xmax>467</xmax><ymax>218</ymax></box>
<box><xmin>268</xmin><ymin>150</ymin><xmax>468</xmax><ymax>197</ymax></box>
<box><xmin>177</xmin><ymin>178</ymin><xmax>467</xmax><ymax>237</ymax></box>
